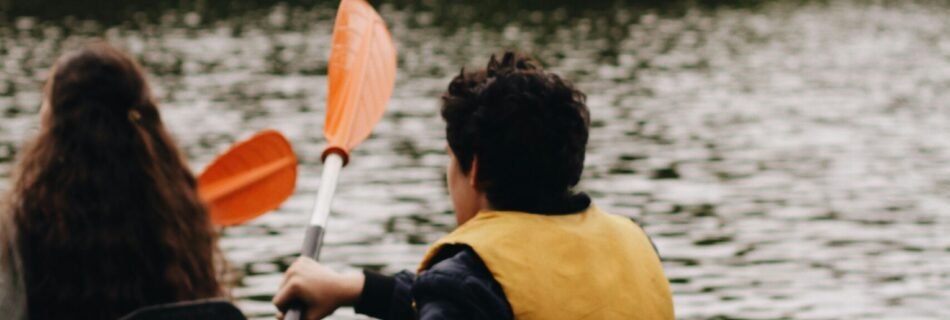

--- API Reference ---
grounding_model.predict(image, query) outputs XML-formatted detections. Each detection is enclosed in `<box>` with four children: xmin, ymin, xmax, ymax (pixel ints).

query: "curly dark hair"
<box><xmin>3</xmin><ymin>43</ymin><xmax>223</xmax><ymax>319</ymax></box>
<box><xmin>441</xmin><ymin>52</ymin><xmax>591</xmax><ymax>214</ymax></box>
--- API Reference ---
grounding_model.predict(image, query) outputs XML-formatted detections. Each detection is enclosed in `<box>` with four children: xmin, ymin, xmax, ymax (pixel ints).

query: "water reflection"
<box><xmin>1</xmin><ymin>0</ymin><xmax>950</xmax><ymax>319</ymax></box>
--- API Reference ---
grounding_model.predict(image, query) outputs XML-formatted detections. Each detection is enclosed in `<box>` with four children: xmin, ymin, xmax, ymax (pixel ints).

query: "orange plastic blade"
<box><xmin>197</xmin><ymin>130</ymin><xmax>297</xmax><ymax>226</ymax></box>
<box><xmin>324</xmin><ymin>0</ymin><xmax>397</xmax><ymax>159</ymax></box>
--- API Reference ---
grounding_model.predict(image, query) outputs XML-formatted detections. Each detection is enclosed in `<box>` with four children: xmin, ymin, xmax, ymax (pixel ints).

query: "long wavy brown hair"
<box><xmin>4</xmin><ymin>43</ymin><xmax>222</xmax><ymax>319</ymax></box>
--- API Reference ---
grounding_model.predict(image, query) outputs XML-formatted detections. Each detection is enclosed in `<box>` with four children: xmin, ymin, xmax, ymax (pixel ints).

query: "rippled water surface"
<box><xmin>2</xmin><ymin>1</ymin><xmax>950</xmax><ymax>319</ymax></box>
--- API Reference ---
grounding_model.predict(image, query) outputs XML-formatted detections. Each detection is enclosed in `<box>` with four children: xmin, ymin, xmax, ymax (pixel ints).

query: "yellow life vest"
<box><xmin>418</xmin><ymin>206</ymin><xmax>675</xmax><ymax>320</ymax></box>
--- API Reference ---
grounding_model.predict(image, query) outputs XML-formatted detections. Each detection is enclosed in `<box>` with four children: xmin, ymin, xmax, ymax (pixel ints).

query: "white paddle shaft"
<box><xmin>309</xmin><ymin>153</ymin><xmax>344</xmax><ymax>227</ymax></box>
<box><xmin>285</xmin><ymin>153</ymin><xmax>345</xmax><ymax>320</ymax></box>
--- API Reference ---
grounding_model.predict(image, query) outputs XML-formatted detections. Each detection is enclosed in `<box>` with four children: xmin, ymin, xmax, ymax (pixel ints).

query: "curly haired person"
<box><xmin>274</xmin><ymin>52</ymin><xmax>675</xmax><ymax>320</ymax></box>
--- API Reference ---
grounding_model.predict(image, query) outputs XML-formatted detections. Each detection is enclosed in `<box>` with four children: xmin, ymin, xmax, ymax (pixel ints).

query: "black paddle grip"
<box><xmin>300</xmin><ymin>225</ymin><xmax>326</xmax><ymax>260</ymax></box>
<box><xmin>285</xmin><ymin>225</ymin><xmax>326</xmax><ymax>320</ymax></box>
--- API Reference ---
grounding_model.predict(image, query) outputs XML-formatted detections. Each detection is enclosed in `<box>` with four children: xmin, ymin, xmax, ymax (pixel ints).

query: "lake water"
<box><xmin>1</xmin><ymin>0</ymin><xmax>949</xmax><ymax>319</ymax></box>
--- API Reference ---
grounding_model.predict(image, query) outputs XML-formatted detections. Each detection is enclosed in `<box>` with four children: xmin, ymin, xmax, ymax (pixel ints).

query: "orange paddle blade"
<box><xmin>324</xmin><ymin>0</ymin><xmax>397</xmax><ymax>160</ymax></box>
<box><xmin>198</xmin><ymin>130</ymin><xmax>297</xmax><ymax>226</ymax></box>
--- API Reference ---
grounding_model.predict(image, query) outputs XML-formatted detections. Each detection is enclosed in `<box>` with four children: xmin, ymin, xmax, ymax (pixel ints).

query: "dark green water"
<box><xmin>1</xmin><ymin>1</ymin><xmax>949</xmax><ymax>319</ymax></box>
<box><xmin>0</xmin><ymin>0</ymin><xmax>776</xmax><ymax>23</ymax></box>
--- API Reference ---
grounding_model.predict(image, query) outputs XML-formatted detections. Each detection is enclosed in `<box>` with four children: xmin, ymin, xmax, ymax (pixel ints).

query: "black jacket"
<box><xmin>354</xmin><ymin>244</ymin><xmax>513</xmax><ymax>320</ymax></box>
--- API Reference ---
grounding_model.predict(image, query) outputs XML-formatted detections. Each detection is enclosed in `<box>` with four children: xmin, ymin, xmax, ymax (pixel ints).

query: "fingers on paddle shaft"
<box><xmin>284</xmin><ymin>309</ymin><xmax>304</xmax><ymax>320</ymax></box>
<box><xmin>198</xmin><ymin>130</ymin><xmax>297</xmax><ymax>226</ymax></box>
<box><xmin>284</xmin><ymin>223</ymin><xmax>326</xmax><ymax>320</ymax></box>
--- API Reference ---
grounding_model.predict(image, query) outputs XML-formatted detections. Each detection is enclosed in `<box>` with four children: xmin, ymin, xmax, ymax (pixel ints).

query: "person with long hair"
<box><xmin>0</xmin><ymin>42</ymin><xmax>224</xmax><ymax>319</ymax></box>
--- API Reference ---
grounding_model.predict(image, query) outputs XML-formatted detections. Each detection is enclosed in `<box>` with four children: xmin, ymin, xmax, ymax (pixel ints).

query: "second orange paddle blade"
<box><xmin>198</xmin><ymin>130</ymin><xmax>297</xmax><ymax>226</ymax></box>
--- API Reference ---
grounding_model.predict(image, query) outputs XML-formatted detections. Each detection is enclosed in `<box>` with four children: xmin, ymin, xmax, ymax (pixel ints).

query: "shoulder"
<box><xmin>415</xmin><ymin>244</ymin><xmax>499</xmax><ymax>296</ymax></box>
<box><xmin>423</xmin><ymin>244</ymin><xmax>490</xmax><ymax>277</ymax></box>
<box><xmin>412</xmin><ymin>245</ymin><xmax>512</xmax><ymax>319</ymax></box>
<box><xmin>621</xmin><ymin>215</ymin><xmax>661</xmax><ymax>257</ymax></box>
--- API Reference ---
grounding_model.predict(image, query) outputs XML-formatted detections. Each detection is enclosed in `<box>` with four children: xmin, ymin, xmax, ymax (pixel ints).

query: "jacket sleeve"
<box><xmin>354</xmin><ymin>270</ymin><xmax>416</xmax><ymax>319</ymax></box>
<box><xmin>353</xmin><ymin>247</ymin><xmax>512</xmax><ymax>320</ymax></box>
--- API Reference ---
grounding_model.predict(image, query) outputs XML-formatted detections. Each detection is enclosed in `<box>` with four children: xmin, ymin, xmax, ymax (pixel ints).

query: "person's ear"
<box><xmin>468</xmin><ymin>156</ymin><xmax>479</xmax><ymax>188</ymax></box>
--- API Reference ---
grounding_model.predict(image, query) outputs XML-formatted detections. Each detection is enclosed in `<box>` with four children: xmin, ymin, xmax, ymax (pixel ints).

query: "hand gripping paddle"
<box><xmin>286</xmin><ymin>0</ymin><xmax>397</xmax><ymax>319</ymax></box>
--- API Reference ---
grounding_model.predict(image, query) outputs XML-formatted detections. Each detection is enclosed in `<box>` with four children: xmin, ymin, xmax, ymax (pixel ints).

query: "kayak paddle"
<box><xmin>198</xmin><ymin>130</ymin><xmax>298</xmax><ymax>226</ymax></box>
<box><xmin>286</xmin><ymin>0</ymin><xmax>396</xmax><ymax>318</ymax></box>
